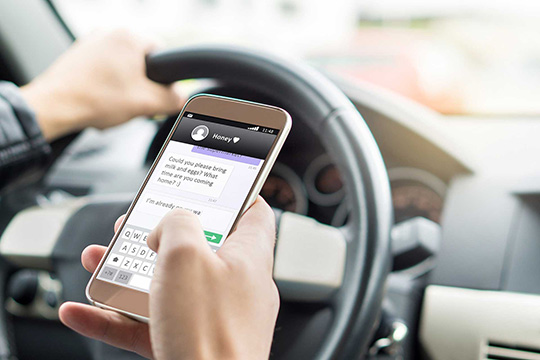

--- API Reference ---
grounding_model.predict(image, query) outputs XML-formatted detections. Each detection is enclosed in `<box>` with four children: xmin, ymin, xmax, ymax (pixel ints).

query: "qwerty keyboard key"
<box><xmin>132</xmin><ymin>230</ymin><xmax>143</xmax><ymax>242</ymax></box>
<box><xmin>119</xmin><ymin>241</ymin><xmax>131</xmax><ymax>254</ymax></box>
<box><xmin>122</xmin><ymin>228</ymin><xmax>134</xmax><ymax>240</ymax></box>
<box><xmin>147</xmin><ymin>251</ymin><xmax>157</xmax><ymax>261</ymax></box>
<box><xmin>129</xmin><ymin>244</ymin><xmax>140</xmax><ymax>256</ymax></box>
<box><xmin>121</xmin><ymin>257</ymin><xmax>133</xmax><ymax>269</ymax></box>
<box><xmin>137</xmin><ymin>247</ymin><xmax>148</xmax><ymax>258</ymax></box>
<box><xmin>115</xmin><ymin>270</ymin><xmax>132</xmax><ymax>284</ymax></box>
<box><xmin>140</xmin><ymin>262</ymin><xmax>152</xmax><ymax>275</ymax></box>
<box><xmin>101</xmin><ymin>267</ymin><xmax>117</xmax><ymax>280</ymax></box>
<box><xmin>107</xmin><ymin>254</ymin><xmax>124</xmax><ymax>268</ymax></box>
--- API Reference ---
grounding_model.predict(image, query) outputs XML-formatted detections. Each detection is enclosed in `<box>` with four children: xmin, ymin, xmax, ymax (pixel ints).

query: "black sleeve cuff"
<box><xmin>0</xmin><ymin>81</ymin><xmax>51</xmax><ymax>191</ymax></box>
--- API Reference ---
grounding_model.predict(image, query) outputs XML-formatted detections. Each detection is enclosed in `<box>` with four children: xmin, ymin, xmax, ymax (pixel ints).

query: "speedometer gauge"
<box><xmin>304</xmin><ymin>155</ymin><xmax>344</xmax><ymax>206</ymax></box>
<box><xmin>261</xmin><ymin>163</ymin><xmax>308</xmax><ymax>214</ymax></box>
<box><xmin>389</xmin><ymin>167</ymin><xmax>446</xmax><ymax>224</ymax></box>
<box><xmin>392</xmin><ymin>184</ymin><xmax>443</xmax><ymax>223</ymax></box>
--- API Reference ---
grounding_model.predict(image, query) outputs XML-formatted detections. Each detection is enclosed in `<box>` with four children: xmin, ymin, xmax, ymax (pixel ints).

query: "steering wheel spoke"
<box><xmin>274</xmin><ymin>212</ymin><xmax>347</xmax><ymax>303</ymax></box>
<box><xmin>0</xmin><ymin>198</ymin><xmax>90</xmax><ymax>270</ymax></box>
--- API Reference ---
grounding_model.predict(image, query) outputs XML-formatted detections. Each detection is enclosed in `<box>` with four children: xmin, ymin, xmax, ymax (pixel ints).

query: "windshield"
<box><xmin>53</xmin><ymin>0</ymin><xmax>540</xmax><ymax>116</ymax></box>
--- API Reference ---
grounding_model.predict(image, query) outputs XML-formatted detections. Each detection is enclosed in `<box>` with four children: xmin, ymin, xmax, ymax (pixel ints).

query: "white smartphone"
<box><xmin>86</xmin><ymin>94</ymin><xmax>291</xmax><ymax>321</ymax></box>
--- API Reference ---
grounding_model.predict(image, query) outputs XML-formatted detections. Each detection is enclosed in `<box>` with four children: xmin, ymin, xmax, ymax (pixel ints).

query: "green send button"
<box><xmin>204</xmin><ymin>231</ymin><xmax>223</xmax><ymax>244</ymax></box>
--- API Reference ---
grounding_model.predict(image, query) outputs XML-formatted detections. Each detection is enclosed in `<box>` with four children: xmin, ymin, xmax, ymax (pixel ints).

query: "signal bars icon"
<box><xmin>247</xmin><ymin>126</ymin><xmax>260</xmax><ymax>131</ymax></box>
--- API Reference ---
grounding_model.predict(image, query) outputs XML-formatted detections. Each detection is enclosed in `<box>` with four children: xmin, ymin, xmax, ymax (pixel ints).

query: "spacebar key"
<box><xmin>129</xmin><ymin>274</ymin><xmax>151</xmax><ymax>290</ymax></box>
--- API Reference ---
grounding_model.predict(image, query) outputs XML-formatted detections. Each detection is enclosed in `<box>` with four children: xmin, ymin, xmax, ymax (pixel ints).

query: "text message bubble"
<box><xmin>138</xmin><ymin>193</ymin><xmax>234</xmax><ymax>231</ymax></box>
<box><xmin>153</xmin><ymin>153</ymin><xmax>234</xmax><ymax>198</ymax></box>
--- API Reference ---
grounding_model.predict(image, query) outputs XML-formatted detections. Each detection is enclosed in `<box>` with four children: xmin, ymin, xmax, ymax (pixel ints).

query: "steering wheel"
<box><xmin>0</xmin><ymin>46</ymin><xmax>392</xmax><ymax>359</ymax></box>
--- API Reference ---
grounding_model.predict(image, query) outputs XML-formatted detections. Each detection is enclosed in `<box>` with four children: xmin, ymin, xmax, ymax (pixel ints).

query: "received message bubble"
<box><xmin>137</xmin><ymin>193</ymin><xmax>234</xmax><ymax>231</ymax></box>
<box><xmin>153</xmin><ymin>153</ymin><xmax>234</xmax><ymax>198</ymax></box>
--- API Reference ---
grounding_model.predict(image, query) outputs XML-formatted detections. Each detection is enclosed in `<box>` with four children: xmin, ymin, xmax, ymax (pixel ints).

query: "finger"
<box><xmin>143</xmin><ymin>82</ymin><xmax>185</xmax><ymax>116</ymax></box>
<box><xmin>59</xmin><ymin>302</ymin><xmax>152</xmax><ymax>359</ymax></box>
<box><xmin>126</xmin><ymin>28</ymin><xmax>164</xmax><ymax>54</ymax></box>
<box><xmin>219</xmin><ymin>197</ymin><xmax>276</xmax><ymax>269</ymax></box>
<box><xmin>161</xmin><ymin>82</ymin><xmax>186</xmax><ymax>113</ymax></box>
<box><xmin>147</xmin><ymin>209</ymin><xmax>209</xmax><ymax>256</ymax></box>
<box><xmin>114</xmin><ymin>215</ymin><xmax>126</xmax><ymax>233</ymax></box>
<box><xmin>106</xmin><ymin>28</ymin><xmax>159</xmax><ymax>55</ymax></box>
<box><xmin>81</xmin><ymin>245</ymin><xmax>107</xmax><ymax>273</ymax></box>
<box><xmin>140</xmin><ymin>34</ymin><xmax>165</xmax><ymax>54</ymax></box>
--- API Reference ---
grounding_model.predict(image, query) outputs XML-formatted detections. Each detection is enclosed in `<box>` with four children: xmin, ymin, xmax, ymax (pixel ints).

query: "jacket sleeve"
<box><xmin>0</xmin><ymin>81</ymin><xmax>51</xmax><ymax>192</ymax></box>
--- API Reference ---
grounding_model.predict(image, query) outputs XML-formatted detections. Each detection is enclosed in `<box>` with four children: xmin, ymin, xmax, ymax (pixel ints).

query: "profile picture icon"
<box><xmin>191</xmin><ymin>125</ymin><xmax>209</xmax><ymax>141</ymax></box>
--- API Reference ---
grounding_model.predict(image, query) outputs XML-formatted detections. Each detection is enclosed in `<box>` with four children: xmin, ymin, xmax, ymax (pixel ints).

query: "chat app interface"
<box><xmin>97</xmin><ymin>111</ymin><xmax>279</xmax><ymax>292</ymax></box>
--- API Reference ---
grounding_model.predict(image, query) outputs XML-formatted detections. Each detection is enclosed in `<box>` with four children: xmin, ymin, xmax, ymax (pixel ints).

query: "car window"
<box><xmin>52</xmin><ymin>0</ymin><xmax>540</xmax><ymax>116</ymax></box>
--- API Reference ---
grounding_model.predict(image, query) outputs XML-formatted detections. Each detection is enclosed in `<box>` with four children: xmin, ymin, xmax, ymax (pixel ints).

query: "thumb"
<box><xmin>140</xmin><ymin>80</ymin><xmax>185</xmax><ymax>117</ymax></box>
<box><xmin>147</xmin><ymin>209</ymin><xmax>211</xmax><ymax>257</ymax></box>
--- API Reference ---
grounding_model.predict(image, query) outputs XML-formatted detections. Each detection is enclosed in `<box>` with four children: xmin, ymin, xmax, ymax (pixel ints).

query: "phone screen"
<box><xmin>97</xmin><ymin>111</ymin><xmax>279</xmax><ymax>292</ymax></box>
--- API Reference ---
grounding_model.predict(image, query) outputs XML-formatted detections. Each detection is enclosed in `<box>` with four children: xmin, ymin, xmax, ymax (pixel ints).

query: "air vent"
<box><xmin>484</xmin><ymin>341</ymin><xmax>540</xmax><ymax>360</ymax></box>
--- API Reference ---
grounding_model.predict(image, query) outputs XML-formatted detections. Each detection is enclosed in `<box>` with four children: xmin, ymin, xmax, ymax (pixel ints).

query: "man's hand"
<box><xmin>148</xmin><ymin>198</ymin><xmax>279</xmax><ymax>360</ymax></box>
<box><xmin>59</xmin><ymin>197</ymin><xmax>280</xmax><ymax>360</ymax></box>
<box><xmin>21</xmin><ymin>30</ymin><xmax>183</xmax><ymax>141</ymax></box>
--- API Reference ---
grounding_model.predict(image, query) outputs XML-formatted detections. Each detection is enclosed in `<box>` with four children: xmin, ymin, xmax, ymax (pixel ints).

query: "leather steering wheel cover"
<box><xmin>146</xmin><ymin>46</ymin><xmax>392</xmax><ymax>359</ymax></box>
<box><xmin>146</xmin><ymin>46</ymin><xmax>350</xmax><ymax>125</ymax></box>
<box><xmin>322</xmin><ymin>109</ymin><xmax>392</xmax><ymax>358</ymax></box>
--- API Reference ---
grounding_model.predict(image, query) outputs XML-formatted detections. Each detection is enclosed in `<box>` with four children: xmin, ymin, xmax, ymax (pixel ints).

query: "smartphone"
<box><xmin>86</xmin><ymin>94</ymin><xmax>291</xmax><ymax>321</ymax></box>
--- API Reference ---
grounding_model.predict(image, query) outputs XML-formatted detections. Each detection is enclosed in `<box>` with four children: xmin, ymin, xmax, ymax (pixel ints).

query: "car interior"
<box><xmin>1</xmin><ymin>1</ymin><xmax>540</xmax><ymax>359</ymax></box>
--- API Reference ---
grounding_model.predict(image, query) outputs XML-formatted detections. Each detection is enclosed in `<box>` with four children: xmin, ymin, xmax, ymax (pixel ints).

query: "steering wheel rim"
<box><xmin>146</xmin><ymin>46</ymin><xmax>392</xmax><ymax>358</ymax></box>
